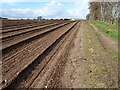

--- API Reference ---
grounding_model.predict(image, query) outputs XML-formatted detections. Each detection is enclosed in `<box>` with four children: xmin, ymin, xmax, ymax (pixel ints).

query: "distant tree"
<box><xmin>42</xmin><ymin>18</ymin><xmax>46</xmax><ymax>20</ymax></box>
<box><xmin>0</xmin><ymin>17</ymin><xmax>8</xmax><ymax>20</ymax></box>
<box><xmin>60</xmin><ymin>19</ymin><xmax>63</xmax><ymax>20</ymax></box>
<box><xmin>37</xmin><ymin>16</ymin><xmax>42</xmax><ymax>20</ymax></box>
<box><xmin>86</xmin><ymin>14</ymin><xmax>90</xmax><ymax>20</ymax></box>
<box><xmin>64</xmin><ymin>18</ymin><xmax>70</xmax><ymax>20</ymax></box>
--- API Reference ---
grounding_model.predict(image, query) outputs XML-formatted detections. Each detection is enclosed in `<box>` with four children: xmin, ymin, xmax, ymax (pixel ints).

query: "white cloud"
<box><xmin>1</xmin><ymin>0</ymin><xmax>22</xmax><ymax>4</ymax></box>
<box><xmin>34</xmin><ymin>1</ymin><xmax>65</xmax><ymax>18</ymax></box>
<box><xmin>67</xmin><ymin>0</ymin><xmax>89</xmax><ymax>19</ymax></box>
<box><xmin>2</xmin><ymin>0</ymin><xmax>90</xmax><ymax>19</ymax></box>
<box><xmin>3</xmin><ymin>8</ymin><xmax>35</xmax><ymax>19</ymax></box>
<box><xmin>2</xmin><ymin>1</ymin><xmax>66</xmax><ymax>19</ymax></box>
<box><xmin>1</xmin><ymin>0</ymin><xmax>23</xmax><ymax>5</ymax></box>
<box><xmin>1</xmin><ymin>0</ymin><xmax>86</xmax><ymax>3</ymax></box>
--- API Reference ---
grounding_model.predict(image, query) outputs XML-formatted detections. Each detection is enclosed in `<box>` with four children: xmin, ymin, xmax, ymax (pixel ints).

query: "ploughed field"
<box><xmin>1</xmin><ymin>20</ymin><xmax>81</xmax><ymax>88</ymax></box>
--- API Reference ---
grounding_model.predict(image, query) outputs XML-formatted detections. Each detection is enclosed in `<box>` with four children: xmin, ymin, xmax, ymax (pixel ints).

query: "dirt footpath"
<box><xmin>89</xmin><ymin>22</ymin><xmax>118</xmax><ymax>52</ymax></box>
<box><xmin>82</xmin><ymin>21</ymin><xmax>118</xmax><ymax>88</ymax></box>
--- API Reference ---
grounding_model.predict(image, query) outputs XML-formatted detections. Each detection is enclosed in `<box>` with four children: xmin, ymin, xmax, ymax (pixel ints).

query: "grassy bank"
<box><xmin>89</xmin><ymin>20</ymin><xmax>119</xmax><ymax>40</ymax></box>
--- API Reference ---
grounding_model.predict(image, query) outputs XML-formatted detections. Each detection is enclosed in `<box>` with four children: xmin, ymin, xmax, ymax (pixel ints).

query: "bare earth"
<box><xmin>30</xmin><ymin>21</ymin><xmax>118</xmax><ymax>88</ymax></box>
<box><xmin>48</xmin><ymin>21</ymin><xmax>118</xmax><ymax>88</ymax></box>
<box><xmin>2</xmin><ymin>20</ymin><xmax>118</xmax><ymax>88</ymax></box>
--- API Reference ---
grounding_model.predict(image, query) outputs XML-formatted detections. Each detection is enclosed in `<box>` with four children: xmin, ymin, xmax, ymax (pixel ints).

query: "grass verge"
<box><xmin>89</xmin><ymin>20</ymin><xmax>119</xmax><ymax>40</ymax></box>
<box><xmin>82</xmin><ymin>21</ymin><xmax>118</xmax><ymax>88</ymax></box>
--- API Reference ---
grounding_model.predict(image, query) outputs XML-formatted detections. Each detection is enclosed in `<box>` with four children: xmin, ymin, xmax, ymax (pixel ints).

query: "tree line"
<box><xmin>87</xmin><ymin>1</ymin><xmax>119</xmax><ymax>24</ymax></box>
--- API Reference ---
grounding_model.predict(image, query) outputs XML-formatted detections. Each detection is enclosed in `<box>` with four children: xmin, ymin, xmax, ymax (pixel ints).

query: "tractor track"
<box><xmin>2</xmin><ymin>22</ymin><xmax>66</xmax><ymax>41</ymax></box>
<box><xmin>44</xmin><ymin>22</ymin><xmax>80</xmax><ymax>88</ymax></box>
<box><xmin>2</xmin><ymin>20</ymin><xmax>46</xmax><ymax>29</ymax></box>
<box><xmin>2</xmin><ymin>20</ymin><xmax>67</xmax><ymax>33</ymax></box>
<box><xmin>2</xmin><ymin>22</ymin><xmax>71</xmax><ymax>52</ymax></box>
<box><xmin>2</xmin><ymin>22</ymin><xmax>71</xmax><ymax>60</ymax></box>
<box><xmin>2</xmin><ymin>22</ymin><xmax>72</xmax><ymax>65</ymax></box>
<box><xmin>2</xmin><ymin>20</ymin><xmax>67</xmax><ymax>29</ymax></box>
<box><xmin>2</xmin><ymin>21</ymin><xmax>78</xmax><ymax>89</ymax></box>
<box><xmin>5</xmin><ymin>21</ymin><xmax>79</xmax><ymax>89</ymax></box>
<box><xmin>2</xmin><ymin>22</ymin><xmax>37</xmax><ymax>30</ymax></box>
<box><xmin>30</xmin><ymin>21</ymin><xmax>80</xmax><ymax>88</ymax></box>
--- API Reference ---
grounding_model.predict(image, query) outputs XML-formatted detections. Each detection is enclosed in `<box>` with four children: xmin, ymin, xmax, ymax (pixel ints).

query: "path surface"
<box><xmin>89</xmin><ymin>22</ymin><xmax>118</xmax><ymax>52</ymax></box>
<box><xmin>82</xmin><ymin>21</ymin><xmax>118</xmax><ymax>88</ymax></box>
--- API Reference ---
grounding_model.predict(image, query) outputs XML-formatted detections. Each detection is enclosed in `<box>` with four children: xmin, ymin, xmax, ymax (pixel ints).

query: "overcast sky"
<box><xmin>1</xmin><ymin>0</ymin><xmax>90</xmax><ymax>19</ymax></box>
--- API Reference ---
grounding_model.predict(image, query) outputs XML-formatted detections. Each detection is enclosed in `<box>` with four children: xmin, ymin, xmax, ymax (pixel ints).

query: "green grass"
<box><xmin>89</xmin><ymin>20</ymin><xmax>119</xmax><ymax>40</ymax></box>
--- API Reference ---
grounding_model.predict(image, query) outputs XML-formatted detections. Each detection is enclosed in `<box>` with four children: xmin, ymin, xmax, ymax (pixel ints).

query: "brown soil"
<box><xmin>2</xmin><ymin>21</ymin><xmax>76</xmax><ymax>88</ymax></box>
<box><xmin>45</xmin><ymin>21</ymin><xmax>91</xmax><ymax>88</ymax></box>
<box><xmin>2</xmin><ymin>20</ymin><xmax>118</xmax><ymax>89</ymax></box>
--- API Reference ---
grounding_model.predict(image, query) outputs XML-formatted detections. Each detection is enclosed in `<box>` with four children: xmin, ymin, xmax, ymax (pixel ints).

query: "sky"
<box><xmin>1</xmin><ymin>0</ymin><xmax>90</xmax><ymax>19</ymax></box>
